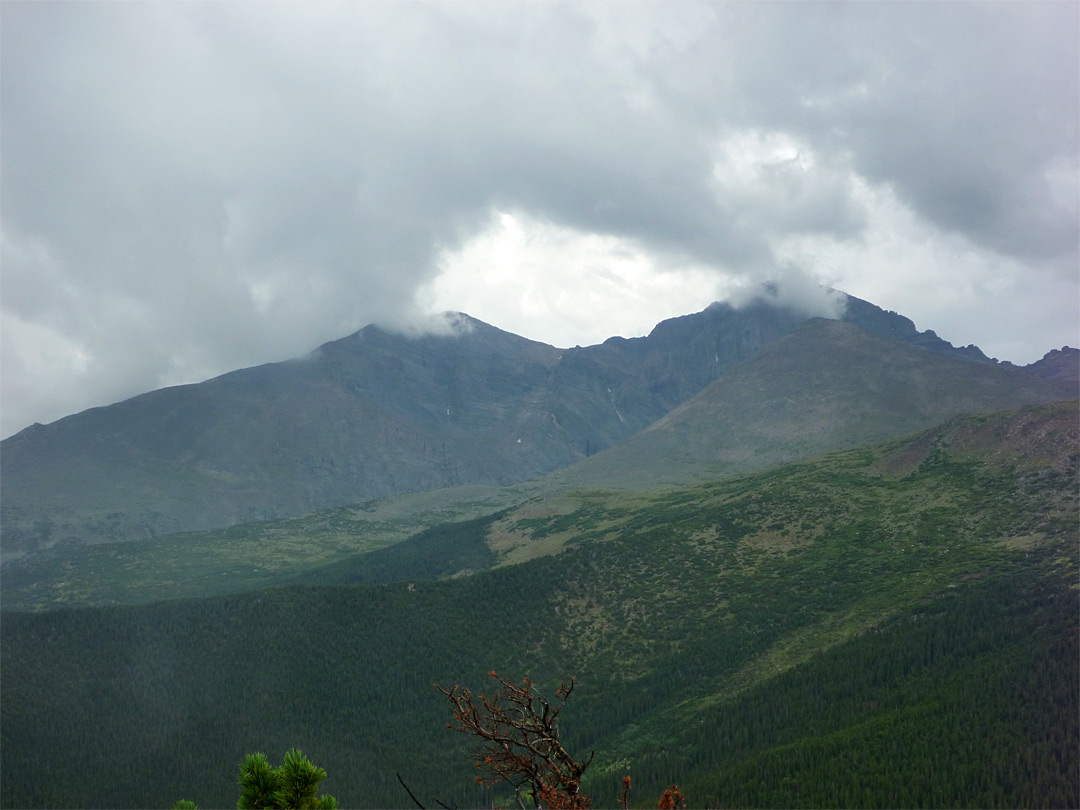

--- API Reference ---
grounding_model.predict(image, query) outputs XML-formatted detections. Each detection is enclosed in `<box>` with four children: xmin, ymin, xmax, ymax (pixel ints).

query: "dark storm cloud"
<box><xmin>803</xmin><ymin>3</ymin><xmax>1079</xmax><ymax>265</ymax></box>
<box><xmin>611</xmin><ymin>1</ymin><xmax>1078</xmax><ymax>266</ymax></box>
<box><xmin>1</xmin><ymin>1</ymin><xmax>1076</xmax><ymax>437</ymax></box>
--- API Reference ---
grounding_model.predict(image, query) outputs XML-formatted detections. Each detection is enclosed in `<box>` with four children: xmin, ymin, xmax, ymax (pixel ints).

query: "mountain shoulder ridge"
<box><xmin>541</xmin><ymin>317</ymin><xmax>1076</xmax><ymax>491</ymax></box>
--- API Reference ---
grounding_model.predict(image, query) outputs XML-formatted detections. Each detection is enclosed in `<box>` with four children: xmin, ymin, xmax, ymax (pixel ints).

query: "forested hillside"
<box><xmin>3</xmin><ymin>403</ymin><xmax>1075</xmax><ymax>808</ymax></box>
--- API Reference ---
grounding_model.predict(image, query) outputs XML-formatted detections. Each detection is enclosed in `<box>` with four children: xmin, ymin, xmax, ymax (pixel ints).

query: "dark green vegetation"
<box><xmin>2</xmin><ymin>293</ymin><xmax>1036</xmax><ymax>555</ymax></box>
<box><xmin>3</xmin><ymin>402</ymin><xmax>1076</xmax><ymax>808</ymax></box>
<box><xmin>235</xmin><ymin>749</ymin><xmax>337</xmax><ymax>810</ymax></box>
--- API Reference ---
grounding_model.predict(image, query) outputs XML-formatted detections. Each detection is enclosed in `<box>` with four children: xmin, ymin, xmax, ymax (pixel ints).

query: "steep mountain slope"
<box><xmin>2</xmin><ymin>403</ymin><xmax>1075</xmax><ymax>809</ymax></box>
<box><xmin>0</xmin><ymin>292</ymin><xmax>1054</xmax><ymax>555</ymax></box>
<box><xmin>544</xmin><ymin>318</ymin><xmax>1077</xmax><ymax>491</ymax></box>
<box><xmin>0</xmin><ymin>320</ymin><xmax>553</xmax><ymax>557</ymax></box>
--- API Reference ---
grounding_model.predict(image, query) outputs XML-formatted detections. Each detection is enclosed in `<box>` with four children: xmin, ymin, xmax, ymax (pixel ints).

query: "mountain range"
<box><xmin>1</xmin><ymin>287</ymin><xmax>1077</xmax><ymax>809</ymax></box>
<box><xmin>1</xmin><ymin>290</ymin><xmax>1074</xmax><ymax>560</ymax></box>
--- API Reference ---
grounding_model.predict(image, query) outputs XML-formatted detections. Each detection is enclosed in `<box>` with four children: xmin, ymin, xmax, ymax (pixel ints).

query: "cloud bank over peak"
<box><xmin>728</xmin><ymin>272</ymin><xmax>849</xmax><ymax>322</ymax></box>
<box><xmin>1</xmin><ymin>2</ymin><xmax>1076</xmax><ymax>437</ymax></box>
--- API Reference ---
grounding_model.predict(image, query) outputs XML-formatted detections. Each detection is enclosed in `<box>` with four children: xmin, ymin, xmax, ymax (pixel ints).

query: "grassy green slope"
<box><xmin>1</xmin><ymin>403</ymin><xmax>1076</xmax><ymax>808</ymax></box>
<box><xmin>0</xmin><ymin>484</ymin><xmax>520</xmax><ymax>610</ymax></box>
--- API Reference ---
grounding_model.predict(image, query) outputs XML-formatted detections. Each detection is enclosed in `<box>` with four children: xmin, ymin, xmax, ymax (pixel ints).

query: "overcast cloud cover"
<box><xmin>2</xmin><ymin>1</ymin><xmax>1077</xmax><ymax>438</ymax></box>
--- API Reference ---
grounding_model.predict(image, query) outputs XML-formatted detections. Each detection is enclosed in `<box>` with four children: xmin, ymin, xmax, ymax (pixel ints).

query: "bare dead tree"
<box><xmin>436</xmin><ymin>671</ymin><xmax>594</xmax><ymax>809</ymax></box>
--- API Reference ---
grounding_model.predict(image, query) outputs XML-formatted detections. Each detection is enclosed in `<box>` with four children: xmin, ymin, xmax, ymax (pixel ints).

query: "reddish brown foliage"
<box><xmin>437</xmin><ymin>672</ymin><xmax>594</xmax><ymax>809</ymax></box>
<box><xmin>657</xmin><ymin>785</ymin><xmax>686</xmax><ymax>810</ymax></box>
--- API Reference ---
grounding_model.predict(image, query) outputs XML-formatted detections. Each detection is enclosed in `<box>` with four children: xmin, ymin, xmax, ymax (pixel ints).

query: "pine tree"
<box><xmin>237</xmin><ymin>749</ymin><xmax>338</xmax><ymax>810</ymax></box>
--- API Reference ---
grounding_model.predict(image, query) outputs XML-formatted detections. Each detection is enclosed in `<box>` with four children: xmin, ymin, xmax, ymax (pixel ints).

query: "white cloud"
<box><xmin>0</xmin><ymin>1</ymin><xmax>1076</xmax><ymax>437</ymax></box>
<box><xmin>775</xmin><ymin>178</ymin><xmax>1080</xmax><ymax>363</ymax></box>
<box><xmin>422</xmin><ymin>210</ymin><xmax>727</xmax><ymax>348</ymax></box>
<box><xmin>1</xmin><ymin>312</ymin><xmax>94</xmax><ymax>432</ymax></box>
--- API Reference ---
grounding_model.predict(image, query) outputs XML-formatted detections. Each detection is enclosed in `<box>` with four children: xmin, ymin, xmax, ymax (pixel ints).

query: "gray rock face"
<box><xmin>0</xmin><ymin>292</ymin><xmax>1061</xmax><ymax>555</ymax></box>
<box><xmin>1023</xmin><ymin>347</ymin><xmax>1080</xmax><ymax>384</ymax></box>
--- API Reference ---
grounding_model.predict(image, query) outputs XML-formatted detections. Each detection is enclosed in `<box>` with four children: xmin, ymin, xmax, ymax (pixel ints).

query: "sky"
<box><xmin>2</xmin><ymin>2</ymin><xmax>1077</xmax><ymax>439</ymax></box>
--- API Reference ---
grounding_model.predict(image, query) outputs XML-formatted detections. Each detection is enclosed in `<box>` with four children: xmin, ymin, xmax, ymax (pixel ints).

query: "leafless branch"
<box><xmin>436</xmin><ymin>672</ymin><xmax>593</xmax><ymax>809</ymax></box>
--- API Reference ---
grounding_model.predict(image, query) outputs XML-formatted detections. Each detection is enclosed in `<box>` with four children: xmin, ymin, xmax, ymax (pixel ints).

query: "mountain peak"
<box><xmin>1</xmin><ymin>290</ymin><xmax>1062</xmax><ymax>556</ymax></box>
<box><xmin>544</xmin><ymin>316</ymin><xmax>1075</xmax><ymax>492</ymax></box>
